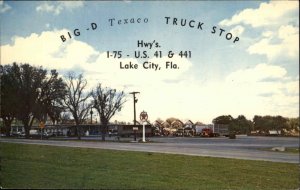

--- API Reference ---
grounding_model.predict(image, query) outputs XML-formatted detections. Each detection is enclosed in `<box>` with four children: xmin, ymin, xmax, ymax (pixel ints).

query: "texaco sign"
<box><xmin>140</xmin><ymin>111</ymin><xmax>148</xmax><ymax>122</ymax></box>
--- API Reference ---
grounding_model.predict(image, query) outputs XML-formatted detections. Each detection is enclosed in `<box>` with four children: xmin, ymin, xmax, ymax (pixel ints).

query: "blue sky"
<box><xmin>1</xmin><ymin>1</ymin><xmax>299</xmax><ymax>124</ymax></box>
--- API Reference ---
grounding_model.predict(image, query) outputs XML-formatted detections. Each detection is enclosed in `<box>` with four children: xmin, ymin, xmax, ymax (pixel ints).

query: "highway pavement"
<box><xmin>0</xmin><ymin>135</ymin><xmax>299</xmax><ymax>163</ymax></box>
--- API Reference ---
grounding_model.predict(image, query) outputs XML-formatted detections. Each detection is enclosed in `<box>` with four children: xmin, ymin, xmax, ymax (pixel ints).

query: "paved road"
<box><xmin>1</xmin><ymin>136</ymin><xmax>299</xmax><ymax>163</ymax></box>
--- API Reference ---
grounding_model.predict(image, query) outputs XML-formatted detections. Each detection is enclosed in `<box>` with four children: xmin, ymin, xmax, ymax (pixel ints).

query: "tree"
<box><xmin>10</xmin><ymin>63</ymin><xmax>48</xmax><ymax>138</ymax></box>
<box><xmin>212</xmin><ymin>115</ymin><xmax>233</xmax><ymax>125</ymax></box>
<box><xmin>36</xmin><ymin>69</ymin><xmax>67</xmax><ymax>124</ymax></box>
<box><xmin>64</xmin><ymin>73</ymin><xmax>92</xmax><ymax>140</ymax></box>
<box><xmin>229</xmin><ymin>115</ymin><xmax>253</xmax><ymax>134</ymax></box>
<box><xmin>195</xmin><ymin>121</ymin><xmax>204</xmax><ymax>125</ymax></box>
<box><xmin>253</xmin><ymin>115</ymin><xmax>289</xmax><ymax>134</ymax></box>
<box><xmin>253</xmin><ymin>115</ymin><xmax>264</xmax><ymax>133</ymax></box>
<box><xmin>273</xmin><ymin>115</ymin><xmax>288</xmax><ymax>133</ymax></box>
<box><xmin>1</xmin><ymin>63</ymin><xmax>67</xmax><ymax>138</ymax></box>
<box><xmin>0</xmin><ymin>65</ymin><xmax>19</xmax><ymax>136</ymax></box>
<box><xmin>60</xmin><ymin>112</ymin><xmax>71</xmax><ymax>124</ymax></box>
<box><xmin>92</xmin><ymin>84</ymin><xmax>126</xmax><ymax>141</ymax></box>
<box><xmin>287</xmin><ymin>117</ymin><xmax>299</xmax><ymax>131</ymax></box>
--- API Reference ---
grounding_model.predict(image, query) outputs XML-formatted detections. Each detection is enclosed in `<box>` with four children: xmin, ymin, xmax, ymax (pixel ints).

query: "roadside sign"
<box><xmin>139</xmin><ymin>111</ymin><xmax>148</xmax><ymax>143</ymax></box>
<box><xmin>133</xmin><ymin>127</ymin><xmax>138</xmax><ymax>131</ymax></box>
<box><xmin>140</xmin><ymin>111</ymin><xmax>148</xmax><ymax>122</ymax></box>
<box><xmin>39</xmin><ymin>122</ymin><xmax>45</xmax><ymax>129</ymax></box>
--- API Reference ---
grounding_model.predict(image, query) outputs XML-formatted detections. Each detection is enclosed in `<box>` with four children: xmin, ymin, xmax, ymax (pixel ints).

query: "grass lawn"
<box><xmin>0</xmin><ymin>142</ymin><xmax>299</xmax><ymax>189</ymax></box>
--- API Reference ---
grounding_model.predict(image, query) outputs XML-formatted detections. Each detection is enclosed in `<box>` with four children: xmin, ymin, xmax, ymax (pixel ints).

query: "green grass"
<box><xmin>0</xmin><ymin>142</ymin><xmax>299</xmax><ymax>189</ymax></box>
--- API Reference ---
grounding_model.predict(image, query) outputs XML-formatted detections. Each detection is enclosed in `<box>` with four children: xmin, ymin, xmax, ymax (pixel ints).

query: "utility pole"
<box><xmin>130</xmin><ymin>92</ymin><xmax>140</xmax><ymax>141</ymax></box>
<box><xmin>0</xmin><ymin>65</ymin><xmax>3</xmax><ymax>138</ymax></box>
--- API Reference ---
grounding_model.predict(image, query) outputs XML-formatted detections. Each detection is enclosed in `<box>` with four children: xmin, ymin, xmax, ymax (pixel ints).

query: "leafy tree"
<box><xmin>0</xmin><ymin>65</ymin><xmax>19</xmax><ymax>136</ymax></box>
<box><xmin>253</xmin><ymin>115</ymin><xmax>264</xmax><ymax>133</ymax></box>
<box><xmin>287</xmin><ymin>117</ymin><xmax>299</xmax><ymax>131</ymax></box>
<box><xmin>194</xmin><ymin>121</ymin><xmax>204</xmax><ymax>125</ymax></box>
<box><xmin>264</xmin><ymin>116</ymin><xmax>275</xmax><ymax>132</ymax></box>
<box><xmin>11</xmin><ymin>64</ymin><xmax>43</xmax><ymax>137</ymax></box>
<box><xmin>64</xmin><ymin>73</ymin><xmax>92</xmax><ymax>140</ymax></box>
<box><xmin>38</xmin><ymin>69</ymin><xmax>67</xmax><ymax>124</ymax></box>
<box><xmin>212</xmin><ymin>115</ymin><xmax>233</xmax><ymax>125</ymax></box>
<box><xmin>253</xmin><ymin>115</ymin><xmax>289</xmax><ymax>134</ymax></box>
<box><xmin>1</xmin><ymin>63</ymin><xmax>67</xmax><ymax>138</ymax></box>
<box><xmin>92</xmin><ymin>84</ymin><xmax>126</xmax><ymax>141</ymax></box>
<box><xmin>273</xmin><ymin>115</ymin><xmax>288</xmax><ymax>133</ymax></box>
<box><xmin>229</xmin><ymin>115</ymin><xmax>253</xmax><ymax>134</ymax></box>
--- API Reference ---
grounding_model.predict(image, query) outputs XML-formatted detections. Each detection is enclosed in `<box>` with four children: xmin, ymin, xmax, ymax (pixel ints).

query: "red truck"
<box><xmin>200</xmin><ymin>124</ymin><xmax>229</xmax><ymax>137</ymax></box>
<box><xmin>201</xmin><ymin>128</ymin><xmax>214</xmax><ymax>137</ymax></box>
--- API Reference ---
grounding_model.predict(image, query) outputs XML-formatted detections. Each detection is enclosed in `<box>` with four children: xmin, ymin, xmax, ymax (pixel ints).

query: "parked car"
<box><xmin>29</xmin><ymin>130</ymin><xmax>50</xmax><ymax>139</ymax></box>
<box><xmin>10</xmin><ymin>131</ymin><xmax>21</xmax><ymax>137</ymax></box>
<box><xmin>19</xmin><ymin>132</ymin><xmax>26</xmax><ymax>138</ymax></box>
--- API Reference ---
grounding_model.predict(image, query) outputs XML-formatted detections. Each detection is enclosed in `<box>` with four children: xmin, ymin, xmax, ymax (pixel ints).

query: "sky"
<box><xmin>0</xmin><ymin>0</ymin><xmax>299</xmax><ymax>124</ymax></box>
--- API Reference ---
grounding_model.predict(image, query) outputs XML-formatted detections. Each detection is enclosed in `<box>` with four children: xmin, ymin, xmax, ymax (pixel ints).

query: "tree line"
<box><xmin>154</xmin><ymin>115</ymin><xmax>298</xmax><ymax>135</ymax></box>
<box><xmin>0</xmin><ymin>63</ymin><xmax>126</xmax><ymax>140</ymax></box>
<box><xmin>212</xmin><ymin>115</ymin><xmax>299</xmax><ymax>135</ymax></box>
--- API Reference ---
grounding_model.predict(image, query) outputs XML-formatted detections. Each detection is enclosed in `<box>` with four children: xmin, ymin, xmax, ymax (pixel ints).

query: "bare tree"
<box><xmin>92</xmin><ymin>84</ymin><xmax>126</xmax><ymax>141</ymax></box>
<box><xmin>64</xmin><ymin>73</ymin><xmax>91</xmax><ymax>140</ymax></box>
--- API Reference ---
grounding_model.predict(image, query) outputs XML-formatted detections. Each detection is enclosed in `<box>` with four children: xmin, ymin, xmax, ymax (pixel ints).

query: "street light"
<box><xmin>130</xmin><ymin>92</ymin><xmax>140</xmax><ymax>141</ymax></box>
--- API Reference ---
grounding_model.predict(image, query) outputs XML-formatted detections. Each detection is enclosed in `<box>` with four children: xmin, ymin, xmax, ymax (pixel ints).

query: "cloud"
<box><xmin>215</xmin><ymin>1</ymin><xmax>299</xmax><ymax>120</ymax></box>
<box><xmin>36</xmin><ymin>3</ymin><xmax>59</xmax><ymax>15</ymax></box>
<box><xmin>223</xmin><ymin>64</ymin><xmax>298</xmax><ymax>117</ymax></box>
<box><xmin>229</xmin><ymin>25</ymin><xmax>245</xmax><ymax>36</ymax></box>
<box><xmin>0</xmin><ymin>0</ymin><xmax>11</xmax><ymax>13</ymax></box>
<box><xmin>220</xmin><ymin>1</ymin><xmax>299</xmax><ymax>63</ymax></box>
<box><xmin>226</xmin><ymin>64</ymin><xmax>287</xmax><ymax>83</ymax></box>
<box><xmin>36</xmin><ymin>1</ymin><xmax>84</xmax><ymax>15</ymax></box>
<box><xmin>1</xmin><ymin>29</ymin><xmax>98</xmax><ymax>70</ymax></box>
<box><xmin>219</xmin><ymin>1</ymin><xmax>298</xmax><ymax>28</ymax></box>
<box><xmin>247</xmin><ymin>25</ymin><xmax>299</xmax><ymax>61</ymax></box>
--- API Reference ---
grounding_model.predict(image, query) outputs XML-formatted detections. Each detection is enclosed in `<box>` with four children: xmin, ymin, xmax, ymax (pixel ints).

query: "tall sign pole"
<box><xmin>39</xmin><ymin>122</ymin><xmax>45</xmax><ymax>140</ymax></box>
<box><xmin>130</xmin><ymin>92</ymin><xmax>140</xmax><ymax>141</ymax></box>
<box><xmin>140</xmin><ymin>111</ymin><xmax>148</xmax><ymax>143</ymax></box>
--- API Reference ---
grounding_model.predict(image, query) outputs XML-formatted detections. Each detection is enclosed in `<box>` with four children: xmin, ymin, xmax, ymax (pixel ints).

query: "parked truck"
<box><xmin>196</xmin><ymin>124</ymin><xmax>229</xmax><ymax>137</ymax></box>
<box><xmin>195</xmin><ymin>125</ymin><xmax>211</xmax><ymax>136</ymax></box>
<box><xmin>212</xmin><ymin>124</ymin><xmax>229</xmax><ymax>137</ymax></box>
<box><xmin>201</xmin><ymin>128</ymin><xmax>214</xmax><ymax>137</ymax></box>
